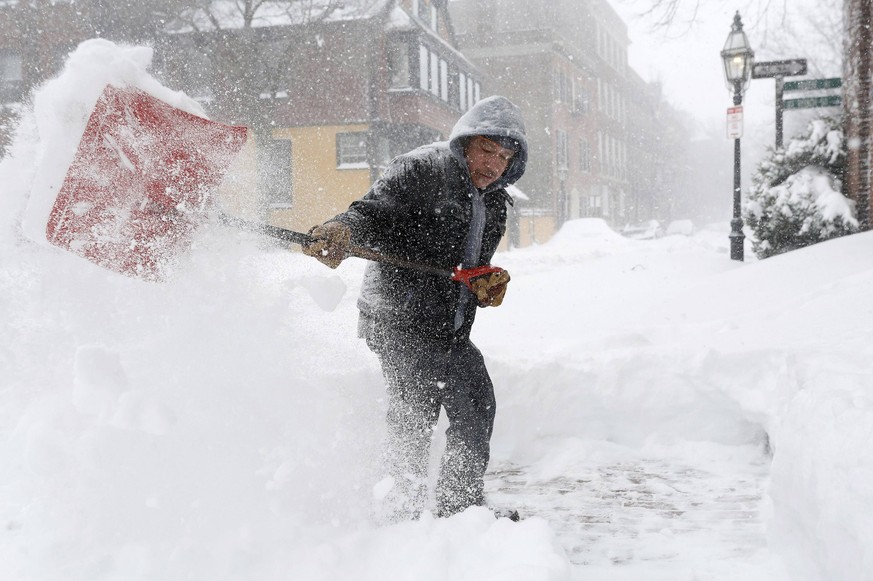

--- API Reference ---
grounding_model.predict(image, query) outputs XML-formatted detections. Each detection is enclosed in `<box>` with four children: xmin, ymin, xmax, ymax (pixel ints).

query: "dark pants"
<box><xmin>366</xmin><ymin>322</ymin><xmax>496</xmax><ymax>521</ymax></box>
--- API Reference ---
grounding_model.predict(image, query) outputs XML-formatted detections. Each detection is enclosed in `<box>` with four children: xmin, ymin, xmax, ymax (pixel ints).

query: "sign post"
<box><xmin>752</xmin><ymin>59</ymin><xmax>808</xmax><ymax>148</ymax></box>
<box><xmin>782</xmin><ymin>94</ymin><xmax>842</xmax><ymax>110</ymax></box>
<box><xmin>782</xmin><ymin>78</ymin><xmax>842</xmax><ymax>114</ymax></box>
<box><xmin>783</xmin><ymin>78</ymin><xmax>842</xmax><ymax>91</ymax></box>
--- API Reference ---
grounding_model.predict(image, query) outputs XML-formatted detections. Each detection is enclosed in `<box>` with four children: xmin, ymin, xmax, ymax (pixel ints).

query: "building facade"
<box><xmin>0</xmin><ymin>0</ymin><xmax>92</xmax><ymax>154</ymax></box>
<box><xmin>160</xmin><ymin>0</ymin><xmax>485</xmax><ymax>234</ymax></box>
<box><xmin>451</xmin><ymin>0</ymin><xmax>688</xmax><ymax>238</ymax></box>
<box><xmin>2</xmin><ymin>0</ymin><xmax>691</xmax><ymax>246</ymax></box>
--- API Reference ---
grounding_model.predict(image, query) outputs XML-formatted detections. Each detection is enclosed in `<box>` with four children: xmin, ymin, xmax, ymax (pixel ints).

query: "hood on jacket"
<box><xmin>448</xmin><ymin>95</ymin><xmax>528</xmax><ymax>191</ymax></box>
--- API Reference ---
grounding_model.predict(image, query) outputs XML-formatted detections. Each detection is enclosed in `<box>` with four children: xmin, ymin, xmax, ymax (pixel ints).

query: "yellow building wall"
<box><xmin>217</xmin><ymin>125</ymin><xmax>556</xmax><ymax>254</ymax></box>
<box><xmin>518</xmin><ymin>214</ymin><xmax>556</xmax><ymax>247</ymax></box>
<box><xmin>269</xmin><ymin>124</ymin><xmax>372</xmax><ymax>233</ymax></box>
<box><xmin>496</xmin><ymin>215</ymin><xmax>556</xmax><ymax>251</ymax></box>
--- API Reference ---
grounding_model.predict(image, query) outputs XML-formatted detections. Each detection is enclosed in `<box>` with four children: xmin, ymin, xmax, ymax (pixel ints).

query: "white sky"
<box><xmin>610</xmin><ymin>0</ymin><xmax>841</xmax><ymax>144</ymax></box>
<box><xmin>612</xmin><ymin>1</ymin><xmax>744</xmax><ymax>124</ymax></box>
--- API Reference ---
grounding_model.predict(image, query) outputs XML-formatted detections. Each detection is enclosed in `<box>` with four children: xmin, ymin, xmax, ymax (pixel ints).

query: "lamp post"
<box><xmin>721</xmin><ymin>11</ymin><xmax>754</xmax><ymax>261</ymax></box>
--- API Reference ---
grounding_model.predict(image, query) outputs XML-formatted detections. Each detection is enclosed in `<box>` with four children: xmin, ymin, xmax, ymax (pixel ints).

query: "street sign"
<box><xmin>752</xmin><ymin>59</ymin><xmax>808</xmax><ymax>79</ymax></box>
<box><xmin>726</xmin><ymin>106</ymin><xmax>743</xmax><ymax>139</ymax></box>
<box><xmin>783</xmin><ymin>95</ymin><xmax>842</xmax><ymax>109</ymax></box>
<box><xmin>783</xmin><ymin>77</ymin><xmax>842</xmax><ymax>91</ymax></box>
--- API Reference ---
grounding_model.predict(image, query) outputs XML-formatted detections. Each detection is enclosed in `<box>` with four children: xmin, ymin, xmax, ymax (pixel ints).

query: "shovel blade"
<box><xmin>46</xmin><ymin>85</ymin><xmax>248</xmax><ymax>280</ymax></box>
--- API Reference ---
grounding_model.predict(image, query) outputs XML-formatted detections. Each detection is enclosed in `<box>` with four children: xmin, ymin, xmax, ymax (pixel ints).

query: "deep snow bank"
<box><xmin>477</xmin><ymin>220</ymin><xmax>873</xmax><ymax>580</ymax></box>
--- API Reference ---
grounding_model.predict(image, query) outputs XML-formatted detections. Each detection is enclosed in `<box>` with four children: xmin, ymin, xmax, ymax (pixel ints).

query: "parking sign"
<box><xmin>726</xmin><ymin>106</ymin><xmax>743</xmax><ymax>139</ymax></box>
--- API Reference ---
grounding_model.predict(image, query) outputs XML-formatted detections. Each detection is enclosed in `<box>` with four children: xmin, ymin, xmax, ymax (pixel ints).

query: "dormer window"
<box><xmin>0</xmin><ymin>52</ymin><xmax>23</xmax><ymax>102</ymax></box>
<box><xmin>411</xmin><ymin>0</ymin><xmax>438</xmax><ymax>30</ymax></box>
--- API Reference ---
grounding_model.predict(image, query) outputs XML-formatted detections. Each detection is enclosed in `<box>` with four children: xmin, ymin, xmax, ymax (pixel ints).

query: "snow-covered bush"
<box><xmin>744</xmin><ymin>117</ymin><xmax>858</xmax><ymax>259</ymax></box>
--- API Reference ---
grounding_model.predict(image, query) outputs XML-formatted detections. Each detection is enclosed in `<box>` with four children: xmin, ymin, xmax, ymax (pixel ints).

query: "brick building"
<box><xmin>0</xmin><ymin>0</ymin><xmax>92</xmax><ymax>153</ymax></box>
<box><xmin>450</xmin><ymin>0</ymin><xmax>688</xmax><ymax>238</ymax></box>
<box><xmin>159</xmin><ymin>0</ymin><xmax>486</xmax><ymax>234</ymax></box>
<box><xmin>843</xmin><ymin>0</ymin><xmax>872</xmax><ymax>228</ymax></box>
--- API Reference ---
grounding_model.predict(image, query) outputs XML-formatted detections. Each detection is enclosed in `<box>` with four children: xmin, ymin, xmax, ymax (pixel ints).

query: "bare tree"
<box><xmin>761</xmin><ymin>0</ymin><xmax>843</xmax><ymax>77</ymax></box>
<box><xmin>619</xmin><ymin>0</ymin><xmax>788</xmax><ymax>37</ymax></box>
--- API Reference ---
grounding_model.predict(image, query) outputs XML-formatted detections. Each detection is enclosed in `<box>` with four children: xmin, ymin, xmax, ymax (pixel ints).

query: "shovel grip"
<box><xmin>452</xmin><ymin>265</ymin><xmax>505</xmax><ymax>290</ymax></box>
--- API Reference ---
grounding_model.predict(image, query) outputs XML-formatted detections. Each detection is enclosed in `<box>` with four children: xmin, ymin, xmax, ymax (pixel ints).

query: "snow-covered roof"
<box><xmin>169</xmin><ymin>0</ymin><xmax>391</xmax><ymax>33</ymax></box>
<box><xmin>386</xmin><ymin>4</ymin><xmax>477</xmax><ymax>72</ymax></box>
<box><xmin>385</xmin><ymin>3</ymin><xmax>413</xmax><ymax>30</ymax></box>
<box><xmin>505</xmin><ymin>184</ymin><xmax>529</xmax><ymax>201</ymax></box>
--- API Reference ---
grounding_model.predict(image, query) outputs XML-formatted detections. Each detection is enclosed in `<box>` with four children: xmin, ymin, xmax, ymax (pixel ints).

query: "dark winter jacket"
<box><xmin>333</xmin><ymin>96</ymin><xmax>528</xmax><ymax>342</ymax></box>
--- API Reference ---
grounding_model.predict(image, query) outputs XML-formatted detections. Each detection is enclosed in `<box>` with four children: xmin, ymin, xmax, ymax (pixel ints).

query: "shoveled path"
<box><xmin>484</xmin><ymin>449</ymin><xmax>789</xmax><ymax>580</ymax></box>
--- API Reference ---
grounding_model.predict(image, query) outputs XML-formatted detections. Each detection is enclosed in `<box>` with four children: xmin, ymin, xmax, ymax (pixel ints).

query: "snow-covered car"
<box><xmin>621</xmin><ymin>220</ymin><xmax>663</xmax><ymax>240</ymax></box>
<box><xmin>666</xmin><ymin>219</ymin><xmax>695</xmax><ymax>236</ymax></box>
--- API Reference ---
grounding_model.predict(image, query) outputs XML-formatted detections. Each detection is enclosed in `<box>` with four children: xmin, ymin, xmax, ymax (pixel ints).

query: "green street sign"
<box><xmin>783</xmin><ymin>78</ymin><xmax>842</xmax><ymax>92</ymax></box>
<box><xmin>783</xmin><ymin>95</ymin><xmax>842</xmax><ymax>109</ymax></box>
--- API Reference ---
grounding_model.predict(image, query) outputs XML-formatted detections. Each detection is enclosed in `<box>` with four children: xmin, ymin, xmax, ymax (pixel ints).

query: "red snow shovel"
<box><xmin>46</xmin><ymin>84</ymin><xmax>248</xmax><ymax>281</ymax></box>
<box><xmin>48</xmin><ymin>85</ymin><xmax>506</xmax><ymax>293</ymax></box>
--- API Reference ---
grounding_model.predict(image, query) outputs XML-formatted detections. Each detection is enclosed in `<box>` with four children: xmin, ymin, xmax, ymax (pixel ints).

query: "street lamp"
<box><xmin>721</xmin><ymin>11</ymin><xmax>754</xmax><ymax>261</ymax></box>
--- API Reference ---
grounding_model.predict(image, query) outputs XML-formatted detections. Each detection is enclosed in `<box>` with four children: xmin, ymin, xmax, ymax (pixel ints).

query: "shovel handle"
<box><xmin>219</xmin><ymin>214</ymin><xmax>502</xmax><ymax>290</ymax></box>
<box><xmin>219</xmin><ymin>213</ymin><xmax>451</xmax><ymax>278</ymax></box>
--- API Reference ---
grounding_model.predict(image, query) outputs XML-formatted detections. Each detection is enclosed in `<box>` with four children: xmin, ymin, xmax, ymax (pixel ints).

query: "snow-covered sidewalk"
<box><xmin>486</xmin><ymin>443</ymin><xmax>782</xmax><ymax>579</ymax></box>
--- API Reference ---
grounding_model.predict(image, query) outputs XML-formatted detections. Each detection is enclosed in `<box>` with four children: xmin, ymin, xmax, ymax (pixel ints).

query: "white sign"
<box><xmin>726</xmin><ymin>106</ymin><xmax>743</xmax><ymax>139</ymax></box>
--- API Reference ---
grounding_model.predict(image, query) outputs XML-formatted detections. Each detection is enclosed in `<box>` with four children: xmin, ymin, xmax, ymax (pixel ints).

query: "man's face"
<box><xmin>464</xmin><ymin>136</ymin><xmax>515</xmax><ymax>189</ymax></box>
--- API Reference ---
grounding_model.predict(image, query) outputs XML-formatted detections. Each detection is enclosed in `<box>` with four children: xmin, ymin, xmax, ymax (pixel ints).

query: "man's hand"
<box><xmin>302</xmin><ymin>221</ymin><xmax>352</xmax><ymax>269</ymax></box>
<box><xmin>470</xmin><ymin>269</ymin><xmax>511</xmax><ymax>307</ymax></box>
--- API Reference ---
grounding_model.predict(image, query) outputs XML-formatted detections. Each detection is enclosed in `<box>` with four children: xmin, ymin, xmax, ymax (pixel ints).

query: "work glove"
<box><xmin>302</xmin><ymin>221</ymin><xmax>352</xmax><ymax>269</ymax></box>
<box><xmin>469</xmin><ymin>269</ymin><xmax>511</xmax><ymax>307</ymax></box>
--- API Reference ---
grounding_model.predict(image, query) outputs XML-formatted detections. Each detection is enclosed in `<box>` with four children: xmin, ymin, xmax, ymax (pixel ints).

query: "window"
<box><xmin>597</xmin><ymin>131</ymin><xmax>604</xmax><ymax>173</ymax></box>
<box><xmin>579</xmin><ymin>138</ymin><xmax>590</xmax><ymax>172</ymax></box>
<box><xmin>183</xmin><ymin>49</ymin><xmax>214</xmax><ymax>103</ymax></box>
<box><xmin>573</xmin><ymin>83</ymin><xmax>588</xmax><ymax>115</ymax></box>
<box><xmin>608</xmin><ymin>136</ymin><xmax>616</xmax><ymax>177</ymax></box>
<box><xmin>0</xmin><ymin>52</ymin><xmax>22</xmax><ymax>82</ymax></box>
<box><xmin>586</xmin><ymin>192</ymin><xmax>603</xmax><ymax>217</ymax></box>
<box><xmin>556</xmin><ymin>130</ymin><xmax>568</xmax><ymax>169</ymax></box>
<box><xmin>259</xmin><ymin>139</ymin><xmax>292</xmax><ymax>208</ymax></box>
<box><xmin>459</xmin><ymin>75</ymin><xmax>479</xmax><ymax>110</ymax></box>
<box><xmin>0</xmin><ymin>52</ymin><xmax>23</xmax><ymax>102</ymax></box>
<box><xmin>388</xmin><ymin>40</ymin><xmax>410</xmax><ymax>89</ymax></box>
<box><xmin>419</xmin><ymin>45</ymin><xmax>428</xmax><ymax>91</ymax></box>
<box><xmin>337</xmin><ymin>132</ymin><xmax>368</xmax><ymax>167</ymax></box>
<box><xmin>429</xmin><ymin>52</ymin><xmax>439</xmax><ymax>96</ymax></box>
<box><xmin>553</xmin><ymin>69</ymin><xmax>571</xmax><ymax>103</ymax></box>
<box><xmin>597</xmin><ymin>79</ymin><xmax>603</xmax><ymax>111</ymax></box>
<box><xmin>467</xmin><ymin>76</ymin><xmax>474</xmax><ymax>109</ymax></box>
<box><xmin>413</xmin><ymin>0</ymin><xmax>437</xmax><ymax>29</ymax></box>
<box><xmin>419</xmin><ymin>44</ymin><xmax>454</xmax><ymax>100</ymax></box>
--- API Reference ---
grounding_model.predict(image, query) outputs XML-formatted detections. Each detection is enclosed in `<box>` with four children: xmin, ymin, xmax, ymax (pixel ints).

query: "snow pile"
<box><xmin>482</xmin><ymin>223</ymin><xmax>873</xmax><ymax>579</ymax></box>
